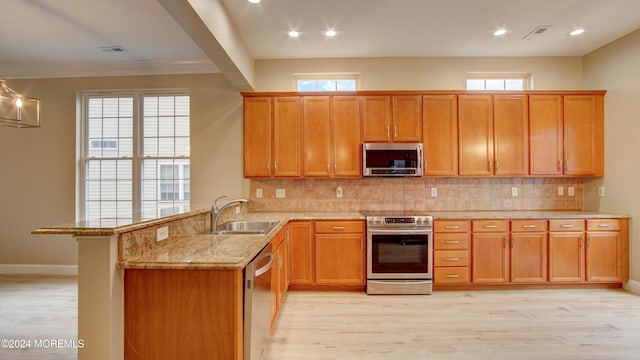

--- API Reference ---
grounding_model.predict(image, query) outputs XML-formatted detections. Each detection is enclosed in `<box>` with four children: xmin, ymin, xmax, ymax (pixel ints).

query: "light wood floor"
<box><xmin>271</xmin><ymin>289</ymin><xmax>640</xmax><ymax>360</ymax></box>
<box><xmin>0</xmin><ymin>275</ymin><xmax>78</xmax><ymax>360</ymax></box>
<box><xmin>2</xmin><ymin>276</ymin><xmax>640</xmax><ymax>360</ymax></box>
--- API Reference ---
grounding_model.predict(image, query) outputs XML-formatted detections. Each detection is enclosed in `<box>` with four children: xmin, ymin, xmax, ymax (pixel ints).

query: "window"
<box><xmin>294</xmin><ymin>73</ymin><xmax>359</xmax><ymax>92</ymax></box>
<box><xmin>466</xmin><ymin>73</ymin><xmax>531</xmax><ymax>91</ymax></box>
<box><xmin>80</xmin><ymin>91</ymin><xmax>190</xmax><ymax>221</ymax></box>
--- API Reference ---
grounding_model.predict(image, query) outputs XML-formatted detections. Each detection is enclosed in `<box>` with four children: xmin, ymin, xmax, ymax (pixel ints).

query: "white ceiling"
<box><xmin>2</xmin><ymin>0</ymin><xmax>640</xmax><ymax>79</ymax></box>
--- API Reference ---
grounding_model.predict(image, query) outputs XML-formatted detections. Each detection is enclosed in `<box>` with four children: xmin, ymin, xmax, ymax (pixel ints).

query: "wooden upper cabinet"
<box><xmin>362</xmin><ymin>96</ymin><xmax>391</xmax><ymax>142</ymax></box>
<box><xmin>243</xmin><ymin>97</ymin><xmax>272</xmax><ymax>177</ymax></box>
<box><xmin>362</xmin><ymin>95</ymin><xmax>421</xmax><ymax>142</ymax></box>
<box><xmin>493</xmin><ymin>95</ymin><xmax>529</xmax><ymax>175</ymax></box>
<box><xmin>529</xmin><ymin>95</ymin><xmax>564</xmax><ymax>175</ymax></box>
<box><xmin>423</xmin><ymin>95</ymin><xmax>458</xmax><ymax>176</ymax></box>
<box><xmin>331</xmin><ymin>96</ymin><xmax>361</xmax><ymax>177</ymax></box>
<box><xmin>392</xmin><ymin>95</ymin><xmax>422</xmax><ymax>142</ymax></box>
<box><xmin>564</xmin><ymin>95</ymin><xmax>604</xmax><ymax>176</ymax></box>
<box><xmin>303</xmin><ymin>96</ymin><xmax>332</xmax><ymax>177</ymax></box>
<box><xmin>458</xmin><ymin>95</ymin><xmax>494</xmax><ymax>176</ymax></box>
<box><xmin>273</xmin><ymin>97</ymin><xmax>302</xmax><ymax>177</ymax></box>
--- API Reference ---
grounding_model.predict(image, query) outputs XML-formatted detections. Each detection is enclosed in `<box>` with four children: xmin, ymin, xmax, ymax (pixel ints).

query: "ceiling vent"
<box><xmin>522</xmin><ymin>26</ymin><xmax>551</xmax><ymax>40</ymax></box>
<box><xmin>100</xmin><ymin>46</ymin><xmax>127</xmax><ymax>53</ymax></box>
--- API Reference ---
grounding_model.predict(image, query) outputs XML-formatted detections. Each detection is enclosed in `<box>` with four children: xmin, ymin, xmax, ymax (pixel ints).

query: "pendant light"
<box><xmin>0</xmin><ymin>80</ymin><xmax>40</xmax><ymax>128</ymax></box>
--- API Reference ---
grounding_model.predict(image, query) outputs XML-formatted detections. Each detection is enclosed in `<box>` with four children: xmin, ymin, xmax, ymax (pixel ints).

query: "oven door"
<box><xmin>367</xmin><ymin>229</ymin><xmax>432</xmax><ymax>280</ymax></box>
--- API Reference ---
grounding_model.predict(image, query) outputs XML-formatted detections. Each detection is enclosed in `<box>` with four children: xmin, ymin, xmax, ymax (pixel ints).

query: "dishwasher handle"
<box><xmin>254</xmin><ymin>253</ymin><xmax>274</xmax><ymax>277</ymax></box>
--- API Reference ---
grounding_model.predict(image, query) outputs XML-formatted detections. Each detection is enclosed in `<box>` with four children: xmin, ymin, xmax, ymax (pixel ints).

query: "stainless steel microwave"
<box><xmin>362</xmin><ymin>143</ymin><xmax>424</xmax><ymax>177</ymax></box>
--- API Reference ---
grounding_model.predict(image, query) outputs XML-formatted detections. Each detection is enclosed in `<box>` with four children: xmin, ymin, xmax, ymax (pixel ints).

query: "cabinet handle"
<box><xmin>445</xmin><ymin>274</ymin><xmax>460</xmax><ymax>278</ymax></box>
<box><xmin>445</xmin><ymin>257</ymin><xmax>460</xmax><ymax>261</ymax></box>
<box><xmin>445</xmin><ymin>240</ymin><xmax>460</xmax><ymax>244</ymax></box>
<box><xmin>332</xmin><ymin>226</ymin><xmax>346</xmax><ymax>230</ymax></box>
<box><xmin>483</xmin><ymin>225</ymin><xmax>498</xmax><ymax>229</ymax></box>
<box><xmin>488</xmin><ymin>160</ymin><xmax>492</xmax><ymax>172</ymax></box>
<box><xmin>327</xmin><ymin>162</ymin><xmax>330</xmax><ymax>173</ymax></box>
<box><xmin>394</xmin><ymin>126</ymin><xmax>398</xmax><ymax>138</ymax></box>
<box><xmin>267</xmin><ymin>163</ymin><xmax>271</xmax><ymax>175</ymax></box>
<box><xmin>445</xmin><ymin>225</ymin><xmax>460</xmax><ymax>229</ymax></box>
<box><xmin>511</xmin><ymin>238</ymin><xmax>515</xmax><ymax>248</ymax></box>
<box><xmin>580</xmin><ymin>236</ymin><xmax>584</xmax><ymax>247</ymax></box>
<box><xmin>560</xmin><ymin>224</ymin><xmax>574</xmax><ymax>228</ymax></box>
<box><xmin>503</xmin><ymin>237</ymin><xmax>507</xmax><ymax>248</ymax></box>
<box><xmin>565</xmin><ymin>160</ymin><xmax>569</xmax><ymax>172</ymax></box>
<box><xmin>274</xmin><ymin>162</ymin><xmax>278</xmax><ymax>174</ymax></box>
<box><xmin>589</xmin><ymin>236</ymin><xmax>593</xmax><ymax>248</ymax></box>
<box><xmin>522</xmin><ymin>225</ymin><xmax>537</xmax><ymax>228</ymax></box>
<box><xmin>386</xmin><ymin>126</ymin><xmax>390</xmax><ymax>139</ymax></box>
<box><xmin>495</xmin><ymin>160</ymin><xmax>499</xmax><ymax>171</ymax></box>
<box><xmin>598</xmin><ymin>223</ymin><xmax>611</xmax><ymax>228</ymax></box>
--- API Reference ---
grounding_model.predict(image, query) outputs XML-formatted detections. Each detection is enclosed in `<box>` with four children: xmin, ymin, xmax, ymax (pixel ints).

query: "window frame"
<box><xmin>77</xmin><ymin>89</ymin><xmax>190</xmax><ymax>222</ymax></box>
<box><xmin>293</xmin><ymin>73</ymin><xmax>360</xmax><ymax>92</ymax></box>
<box><xmin>466</xmin><ymin>73</ymin><xmax>532</xmax><ymax>91</ymax></box>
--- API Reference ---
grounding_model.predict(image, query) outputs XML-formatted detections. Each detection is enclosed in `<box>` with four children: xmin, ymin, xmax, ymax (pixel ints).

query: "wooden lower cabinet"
<box><xmin>471</xmin><ymin>220</ymin><xmax>509</xmax><ymax>284</ymax></box>
<box><xmin>125</xmin><ymin>269</ymin><xmax>244</xmax><ymax>360</ymax></box>
<box><xmin>510</xmin><ymin>220</ymin><xmax>547</xmax><ymax>283</ymax></box>
<box><xmin>433</xmin><ymin>220</ymin><xmax>471</xmax><ymax>284</ymax></box>
<box><xmin>289</xmin><ymin>221</ymin><xmax>314</xmax><ymax>286</ymax></box>
<box><xmin>586</xmin><ymin>219</ymin><xmax>623</xmax><ymax>282</ymax></box>
<box><xmin>270</xmin><ymin>226</ymin><xmax>290</xmax><ymax>330</ymax></box>
<box><xmin>548</xmin><ymin>220</ymin><xmax>586</xmax><ymax>282</ymax></box>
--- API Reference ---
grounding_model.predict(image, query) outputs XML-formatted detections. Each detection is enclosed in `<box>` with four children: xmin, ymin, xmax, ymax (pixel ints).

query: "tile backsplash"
<box><xmin>249</xmin><ymin>177</ymin><xmax>583</xmax><ymax>212</ymax></box>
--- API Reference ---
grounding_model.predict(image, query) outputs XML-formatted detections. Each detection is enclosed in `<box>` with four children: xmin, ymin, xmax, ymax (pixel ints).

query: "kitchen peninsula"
<box><xmin>33</xmin><ymin>207</ymin><xmax>629</xmax><ymax>360</ymax></box>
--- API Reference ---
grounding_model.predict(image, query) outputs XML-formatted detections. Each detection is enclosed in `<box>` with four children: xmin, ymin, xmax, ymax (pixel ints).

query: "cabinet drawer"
<box><xmin>473</xmin><ymin>220</ymin><xmax>509</xmax><ymax>232</ymax></box>
<box><xmin>511</xmin><ymin>220</ymin><xmax>547</xmax><ymax>232</ymax></box>
<box><xmin>434</xmin><ymin>220</ymin><xmax>471</xmax><ymax>233</ymax></box>
<box><xmin>587</xmin><ymin>219</ymin><xmax>621</xmax><ymax>231</ymax></box>
<box><xmin>434</xmin><ymin>250</ymin><xmax>469</xmax><ymax>267</ymax></box>
<box><xmin>434</xmin><ymin>267</ymin><xmax>470</xmax><ymax>284</ymax></box>
<box><xmin>549</xmin><ymin>219</ymin><xmax>585</xmax><ymax>232</ymax></box>
<box><xmin>315</xmin><ymin>220</ymin><xmax>364</xmax><ymax>233</ymax></box>
<box><xmin>434</xmin><ymin>233</ymin><xmax>470</xmax><ymax>250</ymax></box>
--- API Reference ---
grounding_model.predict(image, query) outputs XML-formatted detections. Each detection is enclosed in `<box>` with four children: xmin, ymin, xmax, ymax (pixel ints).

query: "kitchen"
<box><xmin>2</xmin><ymin>0</ymin><xmax>640</xmax><ymax>359</ymax></box>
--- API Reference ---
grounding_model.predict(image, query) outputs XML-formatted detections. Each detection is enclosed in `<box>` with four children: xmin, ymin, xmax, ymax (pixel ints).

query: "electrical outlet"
<box><xmin>255</xmin><ymin>188</ymin><xmax>263</xmax><ymax>198</ymax></box>
<box><xmin>276</xmin><ymin>188</ymin><xmax>286</xmax><ymax>198</ymax></box>
<box><xmin>431</xmin><ymin>187</ymin><xmax>438</xmax><ymax>197</ymax></box>
<box><xmin>336</xmin><ymin>186</ymin><xmax>343</xmax><ymax>198</ymax></box>
<box><xmin>557</xmin><ymin>186</ymin><xmax>564</xmax><ymax>196</ymax></box>
<box><xmin>511</xmin><ymin>187</ymin><xmax>518</xmax><ymax>197</ymax></box>
<box><xmin>568</xmin><ymin>186</ymin><xmax>575</xmax><ymax>196</ymax></box>
<box><xmin>598</xmin><ymin>186</ymin><xmax>606</xmax><ymax>197</ymax></box>
<box><xmin>156</xmin><ymin>226</ymin><xmax>169</xmax><ymax>242</ymax></box>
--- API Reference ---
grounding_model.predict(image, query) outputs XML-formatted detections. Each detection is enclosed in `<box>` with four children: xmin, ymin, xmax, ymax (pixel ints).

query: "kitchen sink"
<box><xmin>210</xmin><ymin>220</ymin><xmax>280</xmax><ymax>235</ymax></box>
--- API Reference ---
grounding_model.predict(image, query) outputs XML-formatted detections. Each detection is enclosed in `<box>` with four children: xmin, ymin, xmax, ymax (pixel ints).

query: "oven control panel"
<box><xmin>367</xmin><ymin>216</ymin><xmax>432</xmax><ymax>228</ymax></box>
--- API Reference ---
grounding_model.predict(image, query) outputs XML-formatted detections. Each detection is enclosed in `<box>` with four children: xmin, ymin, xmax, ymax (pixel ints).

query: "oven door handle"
<box><xmin>368</xmin><ymin>228</ymin><xmax>431</xmax><ymax>235</ymax></box>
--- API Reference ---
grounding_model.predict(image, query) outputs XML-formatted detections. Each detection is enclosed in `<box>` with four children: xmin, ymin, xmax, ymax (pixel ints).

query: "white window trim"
<box><xmin>76</xmin><ymin>89</ymin><xmax>190</xmax><ymax>222</ymax></box>
<box><xmin>466</xmin><ymin>72</ymin><xmax>532</xmax><ymax>90</ymax></box>
<box><xmin>292</xmin><ymin>72</ymin><xmax>360</xmax><ymax>91</ymax></box>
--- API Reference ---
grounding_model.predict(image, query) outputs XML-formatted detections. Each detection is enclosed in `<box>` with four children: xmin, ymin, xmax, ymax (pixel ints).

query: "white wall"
<box><xmin>255</xmin><ymin>57</ymin><xmax>583</xmax><ymax>91</ymax></box>
<box><xmin>583</xmin><ymin>28</ymin><xmax>640</xmax><ymax>283</ymax></box>
<box><xmin>0</xmin><ymin>74</ymin><xmax>245</xmax><ymax>266</ymax></box>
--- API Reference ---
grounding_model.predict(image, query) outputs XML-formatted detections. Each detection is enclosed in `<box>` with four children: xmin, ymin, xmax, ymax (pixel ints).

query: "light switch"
<box><xmin>157</xmin><ymin>226</ymin><xmax>169</xmax><ymax>242</ymax></box>
<box><xmin>598</xmin><ymin>186</ymin><xmax>606</xmax><ymax>197</ymax></box>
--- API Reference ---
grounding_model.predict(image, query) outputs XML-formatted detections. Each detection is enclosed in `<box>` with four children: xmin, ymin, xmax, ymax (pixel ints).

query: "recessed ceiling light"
<box><xmin>494</xmin><ymin>28</ymin><xmax>508</xmax><ymax>36</ymax></box>
<box><xmin>248</xmin><ymin>0</ymin><xmax>260</xmax><ymax>4</ymax></box>
<box><xmin>570</xmin><ymin>28</ymin><xmax>585</xmax><ymax>36</ymax></box>
<box><xmin>325</xmin><ymin>30</ymin><xmax>337</xmax><ymax>37</ymax></box>
<box><xmin>288</xmin><ymin>31</ymin><xmax>300</xmax><ymax>38</ymax></box>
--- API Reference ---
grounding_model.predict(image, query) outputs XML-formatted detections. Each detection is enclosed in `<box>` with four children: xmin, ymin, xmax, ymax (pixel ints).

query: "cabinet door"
<box><xmin>243</xmin><ymin>97</ymin><xmax>272</xmax><ymax>177</ymax></box>
<box><xmin>278</xmin><ymin>237</ymin><xmax>289</xmax><ymax>305</ymax></box>
<box><xmin>362</xmin><ymin>96</ymin><xmax>391</xmax><ymax>142</ymax></box>
<box><xmin>303</xmin><ymin>97</ymin><xmax>331</xmax><ymax>177</ymax></box>
<box><xmin>289</xmin><ymin>222</ymin><xmax>313</xmax><ymax>286</ymax></box>
<box><xmin>564</xmin><ymin>95</ymin><xmax>603</xmax><ymax>176</ymax></box>
<box><xmin>548</xmin><ymin>232</ymin><xmax>585</xmax><ymax>282</ymax></box>
<box><xmin>315</xmin><ymin>233</ymin><xmax>365</xmax><ymax>285</ymax></box>
<box><xmin>458</xmin><ymin>95</ymin><xmax>494</xmax><ymax>176</ymax></box>
<box><xmin>472</xmin><ymin>232</ymin><xmax>508</xmax><ymax>283</ymax></box>
<box><xmin>270</xmin><ymin>242</ymin><xmax>279</xmax><ymax>329</ymax></box>
<box><xmin>423</xmin><ymin>95</ymin><xmax>458</xmax><ymax>176</ymax></box>
<box><xmin>586</xmin><ymin>231</ymin><xmax>621</xmax><ymax>282</ymax></box>
<box><xmin>510</xmin><ymin>232</ymin><xmax>547</xmax><ymax>283</ymax></box>
<box><xmin>332</xmin><ymin>96</ymin><xmax>361</xmax><ymax>177</ymax></box>
<box><xmin>392</xmin><ymin>95</ymin><xmax>422</xmax><ymax>142</ymax></box>
<box><xmin>529</xmin><ymin>95</ymin><xmax>563</xmax><ymax>175</ymax></box>
<box><xmin>493</xmin><ymin>95</ymin><xmax>528</xmax><ymax>175</ymax></box>
<box><xmin>273</xmin><ymin>97</ymin><xmax>302</xmax><ymax>177</ymax></box>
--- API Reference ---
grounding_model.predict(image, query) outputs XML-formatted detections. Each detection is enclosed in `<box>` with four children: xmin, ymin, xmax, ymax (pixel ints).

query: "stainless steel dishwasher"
<box><xmin>244</xmin><ymin>243</ymin><xmax>274</xmax><ymax>360</ymax></box>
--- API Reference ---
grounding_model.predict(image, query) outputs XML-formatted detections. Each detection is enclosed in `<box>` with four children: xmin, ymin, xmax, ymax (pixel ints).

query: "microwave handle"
<box><xmin>419</xmin><ymin>146</ymin><xmax>424</xmax><ymax>173</ymax></box>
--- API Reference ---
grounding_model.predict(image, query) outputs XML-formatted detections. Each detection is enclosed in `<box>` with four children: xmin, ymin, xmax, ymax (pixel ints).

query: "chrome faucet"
<box><xmin>211</xmin><ymin>196</ymin><xmax>250</xmax><ymax>232</ymax></box>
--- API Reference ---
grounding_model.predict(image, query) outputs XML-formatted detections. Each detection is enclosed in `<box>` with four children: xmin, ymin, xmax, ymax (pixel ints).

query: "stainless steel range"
<box><xmin>363</xmin><ymin>211</ymin><xmax>433</xmax><ymax>295</ymax></box>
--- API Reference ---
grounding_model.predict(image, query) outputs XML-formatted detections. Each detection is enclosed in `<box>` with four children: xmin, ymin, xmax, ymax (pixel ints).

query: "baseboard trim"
<box><xmin>623</xmin><ymin>280</ymin><xmax>640</xmax><ymax>295</ymax></box>
<box><xmin>0</xmin><ymin>264</ymin><xmax>78</xmax><ymax>275</ymax></box>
